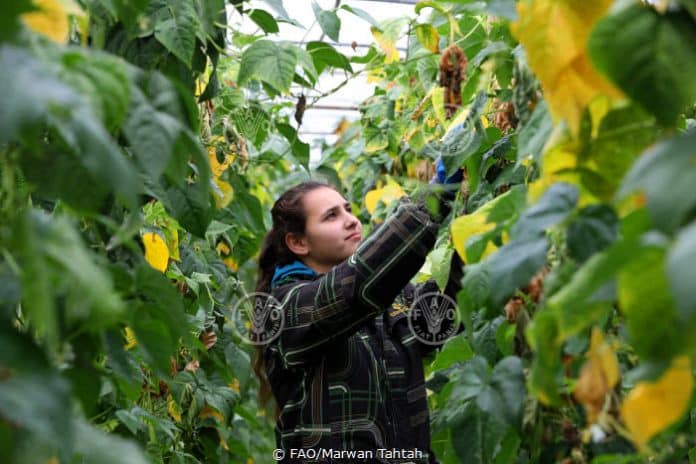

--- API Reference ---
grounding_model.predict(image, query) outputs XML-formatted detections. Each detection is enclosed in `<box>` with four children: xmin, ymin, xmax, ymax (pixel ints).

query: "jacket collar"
<box><xmin>270</xmin><ymin>260</ymin><xmax>320</xmax><ymax>289</ymax></box>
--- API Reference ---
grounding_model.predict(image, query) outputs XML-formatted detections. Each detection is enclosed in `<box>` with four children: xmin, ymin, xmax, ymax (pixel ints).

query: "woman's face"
<box><xmin>286</xmin><ymin>187</ymin><xmax>362</xmax><ymax>274</ymax></box>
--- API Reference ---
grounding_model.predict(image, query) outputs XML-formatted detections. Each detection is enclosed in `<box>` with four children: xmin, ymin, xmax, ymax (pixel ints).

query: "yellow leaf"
<box><xmin>212</xmin><ymin>178</ymin><xmax>234</xmax><ymax>208</ymax></box>
<box><xmin>511</xmin><ymin>0</ymin><xmax>623</xmax><ymax>133</ymax></box>
<box><xmin>219</xmin><ymin>435</ymin><xmax>229</xmax><ymax>451</ymax></box>
<box><xmin>573</xmin><ymin>328</ymin><xmax>620</xmax><ymax>424</ymax></box>
<box><xmin>366</xmin><ymin>67</ymin><xmax>386</xmax><ymax>84</ymax></box>
<box><xmin>415</xmin><ymin>24</ymin><xmax>439</xmax><ymax>54</ymax></box>
<box><xmin>199</xmin><ymin>405</ymin><xmax>225</xmax><ymax>423</ymax></box>
<box><xmin>167</xmin><ymin>394</ymin><xmax>182</xmax><ymax>423</ymax></box>
<box><xmin>527</xmin><ymin>130</ymin><xmax>598</xmax><ymax>205</ymax></box>
<box><xmin>621</xmin><ymin>356</ymin><xmax>693</xmax><ymax>449</ymax></box>
<box><xmin>123</xmin><ymin>326</ymin><xmax>137</xmax><ymax>350</ymax></box>
<box><xmin>229</xmin><ymin>378</ymin><xmax>241</xmax><ymax>393</ymax></box>
<box><xmin>442</xmin><ymin>101</ymin><xmax>479</xmax><ymax>138</ymax></box>
<box><xmin>216</xmin><ymin>242</ymin><xmax>231</xmax><ymax>256</ymax></box>
<box><xmin>223</xmin><ymin>257</ymin><xmax>239</xmax><ymax>272</ymax></box>
<box><xmin>371</xmin><ymin>27</ymin><xmax>400</xmax><ymax>63</ymax></box>
<box><xmin>431</xmin><ymin>87</ymin><xmax>446</xmax><ymax>127</ymax></box>
<box><xmin>21</xmin><ymin>0</ymin><xmax>69</xmax><ymax>43</ymax></box>
<box><xmin>246</xmin><ymin>458</ymin><xmax>254</xmax><ymax>464</ymax></box>
<box><xmin>142</xmin><ymin>232</ymin><xmax>169</xmax><ymax>272</ymax></box>
<box><xmin>46</xmin><ymin>458</ymin><xmax>59</xmax><ymax>464</ymax></box>
<box><xmin>365</xmin><ymin>179</ymin><xmax>405</xmax><ymax>215</ymax></box>
<box><xmin>208</xmin><ymin>145</ymin><xmax>235</xmax><ymax>179</ymax></box>
<box><xmin>450</xmin><ymin>190</ymin><xmax>513</xmax><ymax>263</ymax></box>
<box><xmin>394</xmin><ymin>98</ymin><xmax>403</xmax><ymax>114</ymax></box>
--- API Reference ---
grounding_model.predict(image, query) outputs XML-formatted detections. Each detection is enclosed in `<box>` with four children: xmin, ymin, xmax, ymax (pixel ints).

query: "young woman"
<box><xmin>253</xmin><ymin>173</ymin><xmax>464</xmax><ymax>464</ymax></box>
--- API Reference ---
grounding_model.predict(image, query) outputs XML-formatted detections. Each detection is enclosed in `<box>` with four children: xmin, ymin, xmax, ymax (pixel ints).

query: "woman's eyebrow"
<box><xmin>322</xmin><ymin>202</ymin><xmax>351</xmax><ymax>218</ymax></box>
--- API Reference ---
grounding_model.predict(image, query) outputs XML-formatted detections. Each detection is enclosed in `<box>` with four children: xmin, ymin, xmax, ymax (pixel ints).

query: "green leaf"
<box><xmin>589</xmin><ymin>5</ymin><xmax>696</xmax><ymax>126</ymax></box>
<box><xmin>493</xmin><ymin>429</ymin><xmax>521</xmax><ymax>464</ymax></box>
<box><xmin>306</xmin><ymin>41</ymin><xmax>352</xmax><ymax>74</ymax></box>
<box><xmin>249</xmin><ymin>8</ymin><xmax>279</xmax><ymax>33</ymax></box>
<box><xmin>276</xmin><ymin>122</ymin><xmax>309</xmax><ymax>170</ymax></box>
<box><xmin>225</xmin><ymin>173</ymin><xmax>267</xmax><ymax>234</ymax></box>
<box><xmin>260</xmin><ymin>0</ymin><xmax>292</xmax><ymax>22</ymax></box>
<box><xmin>617</xmin><ymin>129</ymin><xmax>696</xmax><ymax>233</ymax></box>
<box><xmin>495</xmin><ymin>322</ymin><xmax>515</xmax><ymax>357</ymax></box>
<box><xmin>59</xmin><ymin>50</ymin><xmax>131</xmax><ymax>132</ymax></box>
<box><xmin>0</xmin><ymin>47</ymin><xmax>70</xmax><ymax>142</ymax></box>
<box><xmin>517</xmin><ymin>100</ymin><xmax>552</xmax><ymax>165</ymax></box>
<box><xmin>312</xmin><ymin>1</ymin><xmax>340</xmax><ymax>42</ymax></box>
<box><xmin>152</xmin><ymin>0</ymin><xmax>199</xmax><ymax>67</ymax></box>
<box><xmin>484</xmin><ymin>235</ymin><xmax>549</xmax><ymax>308</ymax></box>
<box><xmin>224</xmin><ymin>341</ymin><xmax>251</xmax><ymax>390</ymax></box>
<box><xmin>526</xmin><ymin>310</ymin><xmax>563</xmax><ymax>405</ymax></box>
<box><xmin>476</xmin><ymin>356</ymin><xmax>525</xmax><ymax>428</ymax></box>
<box><xmin>451</xmin><ymin>356</ymin><xmax>490</xmax><ymax>403</ymax></box>
<box><xmin>440</xmin><ymin>91</ymin><xmax>488</xmax><ymax>177</ymax></box>
<box><xmin>195</xmin><ymin>0</ymin><xmax>225</xmax><ymax>41</ymax></box>
<box><xmin>448</xmin><ymin>357</ymin><xmax>522</xmax><ymax>462</ymax></box>
<box><xmin>0</xmin><ymin>0</ymin><xmax>33</xmax><ymax>42</ymax></box>
<box><xmin>543</xmin><ymin>240</ymin><xmax>633</xmax><ymax>343</ymax></box>
<box><xmin>581</xmin><ymin>104</ymin><xmax>658</xmax><ymax>200</ymax></box>
<box><xmin>339</xmin><ymin>4</ymin><xmax>378</xmax><ymax>26</ymax></box>
<box><xmin>237</xmin><ymin>40</ymin><xmax>298</xmax><ymax>93</ymax></box>
<box><xmin>131</xmin><ymin>264</ymin><xmax>191</xmax><ymax>374</ymax></box>
<box><xmin>15</xmin><ymin>211</ymin><xmax>125</xmax><ymax>347</ymax></box>
<box><xmin>414</xmin><ymin>1</ymin><xmax>447</xmax><ymax>15</ymax></box>
<box><xmin>473</xmin><ymin>317</ymin><xmax>504</xmax><ymax>365</ymax></box>
<box><xmin>452</xmin><ymin>403</ymin><xmax>509</xmax><ymax>464</ymax></box>
<box><xmin>680</xmin><ymin>0</ymin><xmax>696</xmax><ymax>20</ymax></box>
<box><xmin>566</xmin><ymin>204</ymin><xmax>619</xmax><ymax>263</ymax></box>
<box><xmin>2</xmin><ymin>47</ymin><xmax>141</xmax><ymax>210</ymax></box>
<box><xmin>72</xmin><ymin>418</ymin><xmax>149</xmax><ymax>464</ymax></box>
<box><xmin>512</xmin><ymin>182</ymin><xmax>579</xmax><ymax>240</ymax></box>
<box><xmin>0</xmin><ymin>326</ymin><xmax>48</xmax><ymax>373</ymax></box>
<box><xmin>668</xmin><ymin>221</ymin><xmax>696</xmax><ymax>324</ymax></box>
<box><xmin>470</xmin><ymin>41</ymin><xmax>510</xmax><ymax>68</ymax></box>
<box><xmin>0</xmin><ymin>373</ymin><xmax>72</xmax><ymax>458</ymax></box>
<box><xmin>49</xmin><ymin>111</ymin><xmax>141</xmax><ymax>208</ymax></box>
<box><xmin>431</xmin><ymin>334</ymin><xmax>474</xmax><ymax>371</ymax></box>
<box><xmin>619</xmin><ymin>245</ymin><xmax>682</xmax><ymax>361</ymax></box>
<box><xmin>486</xmin><ymin>0</ymin><xmax>517</xmax><ymax>20</ymax></box>
<box><xmin>123</xmin><ymin>71</ymin><xmax>188</xmax><ymax>181</ymax></box>
<box><xmin>111</xmin><ymin>0</ymin><xmax>151</xmax><ymax>31</ymax></box>
<box><xmin>430</xmin><ymin>244</ymin><xmax>454</xmax><ymax>291</ymax></box>
<box><xmin>485</xmin><ymin>184</ymin><xmax>527</xmax><ymax>224</ymax></box>
<box><xmin>162</xmin><ymin>135</ymin><xmax>214</xmax><ymax>238</ymax></box>
<box><xmin>362</xmin><ymin>125</ymin><xmax>389</xmax><ymax>153</ymax></box>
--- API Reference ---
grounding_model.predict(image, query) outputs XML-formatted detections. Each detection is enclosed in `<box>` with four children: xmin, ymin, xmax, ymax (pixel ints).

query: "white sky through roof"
<box><xmin>228</xmin><ymin>0</ymin><xmax>420</xmax><ymax>162</ymax></box>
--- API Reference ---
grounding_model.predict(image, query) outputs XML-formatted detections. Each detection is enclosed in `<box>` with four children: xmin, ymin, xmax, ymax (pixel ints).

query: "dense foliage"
<box><xmin>1</xmin><ymin>0</ymin><xmax>695</xmax><ymax>463</ymax></box>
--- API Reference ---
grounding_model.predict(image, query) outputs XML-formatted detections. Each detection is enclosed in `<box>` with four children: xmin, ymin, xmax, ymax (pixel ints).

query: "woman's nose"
<box><xmin>345</xmin><ymin>213</ymin><xmax>359</xmax><ymax>228</ymax></box>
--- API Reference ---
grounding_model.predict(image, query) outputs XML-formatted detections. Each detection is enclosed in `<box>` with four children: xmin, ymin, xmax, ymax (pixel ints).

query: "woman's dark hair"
<box><xmin>252</xmin><ymin>181</ymin><xmax>338</xmax><ymax>420</ymax></box>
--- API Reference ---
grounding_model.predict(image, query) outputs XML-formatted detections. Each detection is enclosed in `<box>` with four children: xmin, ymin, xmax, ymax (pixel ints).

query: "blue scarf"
<box><xmin>270</xmin><ymin>260</ymin><xmax>320</xmax><ymax>289</ymax></box>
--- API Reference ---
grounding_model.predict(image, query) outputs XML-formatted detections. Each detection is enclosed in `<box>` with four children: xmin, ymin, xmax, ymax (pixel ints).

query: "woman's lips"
<box><xmin>346</xmin><ymin>232</ymin><xmax>362</xmax><ymax>241</ymax></box>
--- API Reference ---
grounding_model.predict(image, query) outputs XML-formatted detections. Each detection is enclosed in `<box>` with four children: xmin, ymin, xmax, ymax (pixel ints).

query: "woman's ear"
<box><xmin>285</xmin><ymin>232</ymin><xmax>309</xmax><ymax>257</ymax></box>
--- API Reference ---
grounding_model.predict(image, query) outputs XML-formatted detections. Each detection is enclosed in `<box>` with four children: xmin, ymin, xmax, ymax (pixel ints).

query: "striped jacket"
<box><xmin>263</xmin><ymin>196</ymin><xmax>464</xmax><ymax>463</ymax></box>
